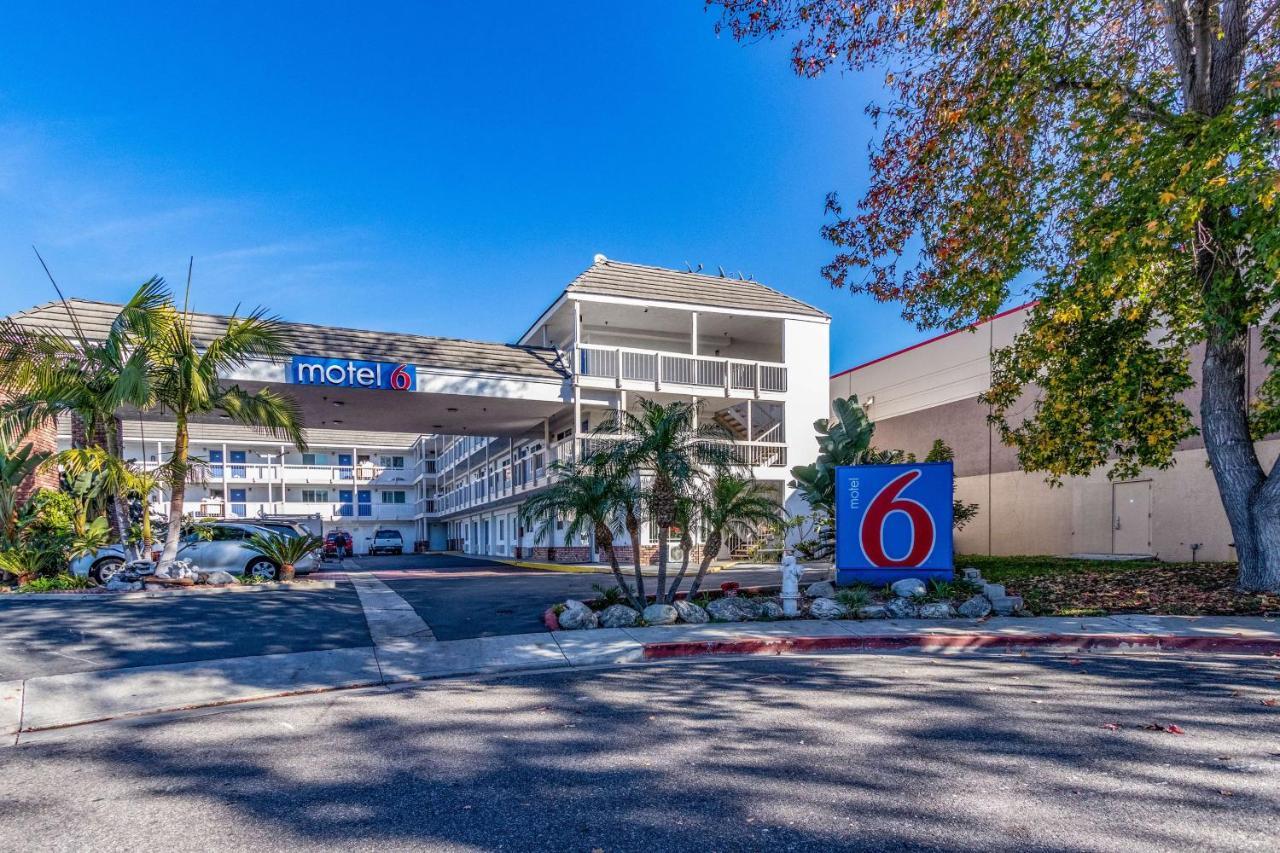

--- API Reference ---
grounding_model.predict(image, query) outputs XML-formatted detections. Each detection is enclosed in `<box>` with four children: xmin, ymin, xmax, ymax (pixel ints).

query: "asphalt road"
<box><xmin>6</xmin><ymin>653</ymin><xmax>1279</xmax><ymax>851</ymax></box>
<box><xmin>362</xmin><ymin>553</ymin><xmax>828</xmax><ymax>640</ymax></box>
<box><xmin>0</xmin><ymin>587</ymin><xmax>371</xmax><ymax>681</ymax></box>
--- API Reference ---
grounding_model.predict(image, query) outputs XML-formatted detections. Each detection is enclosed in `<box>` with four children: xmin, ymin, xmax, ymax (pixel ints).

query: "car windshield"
<box><xmin>375</xmin><ymin>530</ymin><xmax>401</xmax><ymax>539</ymax></box>
<box><xmin>262</xmin><ymin>523</ymin><xmax>303</xmax><ymax>537</ymax></box>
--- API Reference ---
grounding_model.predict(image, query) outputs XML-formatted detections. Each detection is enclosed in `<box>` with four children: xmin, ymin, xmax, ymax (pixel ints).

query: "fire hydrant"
<box><xmin>779</xmin><ymin>552</ymin><xmax>803</xmax><ymax>617</ymax></box>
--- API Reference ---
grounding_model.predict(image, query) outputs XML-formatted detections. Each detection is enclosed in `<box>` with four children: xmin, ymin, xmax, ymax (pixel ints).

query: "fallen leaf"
<box><xmin>1261</xmin><ymin>698</ymin><xmax>1277</xmax><ymax>707</ymax></box>
<box><xmin>1165</xmin><ymin>724</ymin><xmax>1186</xmax><ymax>735</ymax></box>
<box><xmin>1101</xmin><ymin>722</ymin><xmax>1120</xmax><ymax>731</ymax></box>
<box><xmin>1219</xmin><ymin>789</ymin><xmax>1234</xmax><ymax>797</ymax></box>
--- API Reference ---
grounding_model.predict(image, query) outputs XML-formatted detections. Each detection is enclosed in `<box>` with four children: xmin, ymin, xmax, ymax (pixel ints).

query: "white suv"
<box><xmin>369</xmin><ymin>529</ymin><xmax>404</xmax><ymax>555</ymax></box>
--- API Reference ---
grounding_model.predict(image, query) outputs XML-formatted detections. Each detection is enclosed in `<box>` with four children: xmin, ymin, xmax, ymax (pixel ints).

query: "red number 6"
<box><xmin>390</xmin><ymin>365</ymin><xmax>412</xmax><ymax>390</ymax></box>
<box><xmin>859</xmin><ymin>470</ymin><xmax>935</xmax><ymax>567</ymax></box>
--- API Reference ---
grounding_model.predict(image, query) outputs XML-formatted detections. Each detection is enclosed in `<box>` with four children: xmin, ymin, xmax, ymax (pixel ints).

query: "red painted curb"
<box><xmin>641</xmin><ymin>633</ymin><xmax>1280</xmax><ymax>660</ymax></box>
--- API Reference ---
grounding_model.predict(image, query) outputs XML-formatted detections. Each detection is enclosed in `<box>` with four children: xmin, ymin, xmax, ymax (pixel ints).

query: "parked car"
<box><xmin>70</xmin><ymin>521</ymin><xmax>320</xmax><ymax>583</ymax></box>
<box><xmin>369</xmin><ymin>528</ymin><xmax>404</xmax><ymax>555</ymax></box>
<box><xmin>323</xmin><ymin>530</ymin><xmax>354</xmax><ymax>559</ymax></box>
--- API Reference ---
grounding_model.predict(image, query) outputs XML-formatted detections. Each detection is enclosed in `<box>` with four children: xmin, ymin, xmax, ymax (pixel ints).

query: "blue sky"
<box><xmin>0</xmin><ymin>1</ymin><xmax>949</xmax><ymax>373</ymax></box>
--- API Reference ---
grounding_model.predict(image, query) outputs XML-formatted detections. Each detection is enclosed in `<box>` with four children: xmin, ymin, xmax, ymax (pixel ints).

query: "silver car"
<box><xmin>71</xmin><ymin>521</ymin><xmax>318</xmax><ymax>583</ymax></box>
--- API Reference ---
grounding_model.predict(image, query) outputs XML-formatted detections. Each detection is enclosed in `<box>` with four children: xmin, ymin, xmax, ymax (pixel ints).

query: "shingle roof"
<box><xmin>7</xmin><ymin>299</ymin><xmax>568</xmax><ymax>381</ymax></box>
<box><xmin>565</xmin><ymin>259</ymin><xmax>828</xmax><ymax>318</ymax></box>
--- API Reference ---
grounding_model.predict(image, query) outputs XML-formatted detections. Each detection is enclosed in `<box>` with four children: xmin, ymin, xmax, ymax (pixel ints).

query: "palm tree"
<box><xmin>0</xmin><ymin>278</ymin><xmax>168</xmax><ymax>545</ymax></box>
<box><xmin>597</xmin><ymin>398</ymin><xmax>736</xmax><ymax>603</ymax></box>
<box><xmin>149</xmin><ymin>299</ymin><xmax>305</xmax><ymax>565</ymax></box>
<box><xmin>686</xmin><ymin>472</ymin><xmax>782</xmax><ymax>599</ymax></box>
<box><xmin>0</xmin><ymin>432</ymin><xmax>50</xmax><ymax>544</ymax></box>
<box><xmin>244</xmin><ymin>530</ymin><xmax>323</xmax><ymax>581</ymax></box>
<box><xmin>519</xmin><ymin>461</ymin><xmax>643</xmax><ymax>610</ymax></box>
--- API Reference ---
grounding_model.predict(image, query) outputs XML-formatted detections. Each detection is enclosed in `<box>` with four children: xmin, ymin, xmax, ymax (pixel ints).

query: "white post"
<box><xmin>691</xmin><ymin>311</ymin><xmax>698</xmax><ymax>356</ymax></box>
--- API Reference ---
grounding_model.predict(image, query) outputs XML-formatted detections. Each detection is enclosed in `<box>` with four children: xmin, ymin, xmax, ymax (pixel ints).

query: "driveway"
<box><xmin>356</xmin><ymin>552</ymin><xmax>826</xmax><ymax>641</ymax></box>
<box><xmin>7</xmin><ymin>654</ymin><xmax>1278</xmax><ymax>850</ymax></box>
<box><xmin>0</xmin><ymin>586</ymin><xmax>371</xmax><ymax>681</ymax></box>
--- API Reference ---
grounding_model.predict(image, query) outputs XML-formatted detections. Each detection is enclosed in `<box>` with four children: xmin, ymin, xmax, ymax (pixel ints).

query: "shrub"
<box><xmin>17</xmin><ymin>573</ymin><xmax>93</xmax><ymax>593</ymax></box>
<box><xmin>835</xmin><ymin>586</ymin><xmax>871</xmax><ymax>609</ymax></box>
<box><xmin>591</xmin><ymin>583</ymin><xmax>626</xmax><ymax>609</ymax></box>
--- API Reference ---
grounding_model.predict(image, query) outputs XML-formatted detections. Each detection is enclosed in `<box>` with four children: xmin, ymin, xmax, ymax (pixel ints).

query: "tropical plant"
<box><xmin>595</xmin><ymin>398</ymin><xmax>736</xmax><ymax>603</ymax></box>
<box><xmin>685</xmin><ymin>472</ymin><xmax>783</xmax><ymax>598</ymax></box>
<box><xmin>0</xmin><ymin>542</ymin><xmax>63</xmax><ymax>583</ymax></box>
<box><xmin>16</xmin><ymin>573</ymin><xmax>93</xmax><ymax>593</ymax></box>
<box><xmin>712</xmin><ymin>2</ymin><xmax>1280</xmax><ymax>590</ymax></box>
<box><xmin>0</xmin><ymin>276</ymin><xmax>168</xmax><ymax>541</ymax></box>
<box><xmin>0</xmin><ymin>434</ymin><xmax>50</xmax><ymax>543</ymax></box>
<box><xmin>519</xmin><ymin>461</ymin><xmax>643</xmax><ymax>609</ymax></box>
<box><xmin>59</xmin><ymin>465</ymin><xmax>109</xmax><ymax>539</ymax></box>
<box><xmin>243</xmin><ymin>531</ymin><xmax>322</xmax><ymax>582</ymax></box>
<box><xmin>148</xmin><ymin>295</ymin><xmax>305</xmax><ymax>564</ymax></box>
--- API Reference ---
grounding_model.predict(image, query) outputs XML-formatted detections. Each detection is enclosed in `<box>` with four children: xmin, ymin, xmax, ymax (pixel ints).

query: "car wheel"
<box><xmin>91</xmin><ymin>557</ymin><xmax>126</xmax><ymax>584</ymax></box>
<box><xmin>246</xmin><ymin>558</ymin><xmax>278</xmax><ymax>581</ymax></box>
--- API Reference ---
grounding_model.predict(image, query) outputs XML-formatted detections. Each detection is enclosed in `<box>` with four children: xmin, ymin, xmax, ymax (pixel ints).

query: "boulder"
<box><xmin>856</xmin><ymin>604</ymin><xmax>889</xmax><ymax>619</ymax></box>
<box><xmin>957</xmin><ymin>594</ymin><xmax>993</xmax><ymax>619</ymax></box>
<box><xmin>884</xmin><ymin>598</ymin><xmax>919</xmax><ymax>619</ymax></box>
<box><xmin>808</xmin><ymin>597</ymin><xmax>848</xmax><ymax>619</ymax></box>
<box><xmin>805</xmin><ymin>580</ymin><xmax>836</xmax><ymax>598</ymax></box>
<box><xmin>673</xmin><ymin>599</ymin><xmax>709</xmax><ymax>624</ymax></box>
<box><xmin>918</xmin><ymin>602</ymin><xmax>956</xmax><ymax>619</ymax></box>
<box><xmin>599</xmin><ymin>604</ymin><xmax>640</xmax><ymax>628</ymax></box>
<box><xmin>642</xmin><ymin>604</ymin><xmax>679</xmax><ymax>626</ymax></box>
<box><xmin>104</xmin><ymin>576</ymin><xmax>142</xmax><ymax>592</ymax></box>
<box><xmin>201</xmin><ymin>570</ymin><xmax>238</xmax><ymax>587</ymax></box>
<box><xmin>557</xmin><ymin>600</ymin><xmax>598</xmax><ymax>630</ymax></box>
<box><xmin>706</xmin><ymin>596</ymin><xmax>757</xmax><ymax>622</ymax></box>
<box><xmin>757</xmin><ymin>600</ymin><xmax>785</xmax><ymax>620</ymax></box>
<box><xmin>890</xmin><ymin>578</ymin><xmax>928</xmax><ymax>599</ymax></box>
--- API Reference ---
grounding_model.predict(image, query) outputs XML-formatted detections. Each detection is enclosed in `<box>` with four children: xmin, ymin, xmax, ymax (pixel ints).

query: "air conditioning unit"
<box><xmin>668</xmin><ymin>542</ymin><xmax>687</xmax><ymax>564</ymax></box>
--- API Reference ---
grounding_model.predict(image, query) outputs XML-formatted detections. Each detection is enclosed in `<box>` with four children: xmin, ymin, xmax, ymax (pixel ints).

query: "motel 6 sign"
<box><xmin>289</xmin><ymin>355</ymin><xmax>416</xmax><ymax>391</ymax></box>
<box><xmin>834</xmin><ymin>462</ymin><xmax>954</xmax><ymax>585</ymax></box>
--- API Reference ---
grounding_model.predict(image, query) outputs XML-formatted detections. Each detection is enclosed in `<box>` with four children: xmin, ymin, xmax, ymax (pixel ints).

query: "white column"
<box><xmin>691</xmin><ymin>311</ymin><xmax>698</xmax><ymax>356</ymax></box>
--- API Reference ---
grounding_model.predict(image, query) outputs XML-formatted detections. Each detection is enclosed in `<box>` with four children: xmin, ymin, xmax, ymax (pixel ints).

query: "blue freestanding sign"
<box><xmin>835</xmin><ymin>462</ymin><xmax>954</xmax><ymax>585</ymax></box>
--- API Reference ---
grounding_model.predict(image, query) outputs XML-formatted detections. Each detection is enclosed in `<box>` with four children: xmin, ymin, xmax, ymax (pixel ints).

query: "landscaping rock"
<box><xmin>884</xmin><ymin>598</ymin><xmax>919</xmax><ymax>619</ymax></box>
<box><xmin>808</xmin><ymin>597</ymin><xmax>848</xmax><ymax>619</ymax></box>
<box><xmin>891</xmin><ymin>578</ymin><xmax>928</xmax><ymax>599</ymax></box>
<box><xmin>557</xmin><ymin>600</ymin><xmax>598</xmax><ymax>630</ymax></box>
<box><xmin>757</xmin><ymin>600</ymin><xmax>785</xmax><ymax>620</ymax></box>
<box><xmin>805</xmin><ymin>580</ymin><xmax>836</xmax><ymax>598</ymax></box>
<box><xmin>958</xmin><ymin>594</ymin><xmax>992</xmax><ymax>619</ymax></box>
<box><xmin>857</xmin><ymin>605</ymin><xmax>889</xmax><ymax>619</ymax></box>
<box><xmin>962</xmin><ymin>567</ymin><xmax>984</xmax><ymax>582</ymax></box>
<box><xmin>990</xmin><ymin>595</ymin><xmax>1024</xmax><ymax>616</ymax></box>
<box><xmin>673</xmin><ymin>600</ymin><xmax>709</xmax><ymax>624</ymax></box>
<box><xmin>104</xmin><ymin>576</ymin><xmax>142</xmax><ymax>592</ymax></box>
<box><xmin>982</xmin><ymin>583</ymin><xmax>1007</xmax><ymax>599</ymax></box>
<box><xmin>201</xmin><ymin>570</ymin><xmax>238</xmax><ymax>586</ymax></box>
<box><xmin>599</xmin><ymin>604</ymin><xmax>640</xmax><ymax>628</ymax></box>
<box><xmin>918</xmin><ymin>602</ymin><xmax>956</xmax><ymax>619</ymax></box>
<box><xmin>642</xmin><ymin>603</ymin><xmax>679</xmax><ymax>626</ymax></box>
<box><xmin>706</xmin><ymin>596</ymin><xmax>757</xmax><ymax>622</ymax></box>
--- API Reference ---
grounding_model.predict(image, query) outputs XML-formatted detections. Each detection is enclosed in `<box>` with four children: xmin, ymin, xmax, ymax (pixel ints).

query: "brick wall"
<box><xmin>527</xmin><ymin>546</ymin><xmax>591</xmax><ymax>562</ymax></box>
<box><xmin>1</xmin><ymin>391</ymin><xmax>59</xmax><ymax>504</ymax></box>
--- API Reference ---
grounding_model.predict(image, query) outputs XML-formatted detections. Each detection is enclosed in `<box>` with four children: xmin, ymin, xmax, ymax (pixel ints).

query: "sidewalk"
<box><xmin>6</xmin><ymin>614</ymin><xmax>1279</xmax><ymax>741</ymax></box>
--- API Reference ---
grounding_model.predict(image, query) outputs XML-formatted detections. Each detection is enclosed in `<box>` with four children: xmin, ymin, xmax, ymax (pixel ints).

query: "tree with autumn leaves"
<box><xmin>712</xmin><ymin>1</ymin><xmax>1280</xmax><ymax>591</ymax></box>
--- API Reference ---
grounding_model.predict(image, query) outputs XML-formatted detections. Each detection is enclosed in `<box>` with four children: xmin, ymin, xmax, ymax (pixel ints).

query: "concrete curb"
<box><xmin>642</xmin><ymin>633</ymin><xmax>1280</xmax><ymax>660</ymax></box>
<box><xmin>1</xmin><ymin>580</ymin><xmax>338</xmax><ymax>601</ymax></box>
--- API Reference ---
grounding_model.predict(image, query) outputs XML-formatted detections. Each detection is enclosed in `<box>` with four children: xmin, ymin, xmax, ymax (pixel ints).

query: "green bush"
<box><xmin>17</xmin><ymin>573</ymin><xmax>93</xmax><ymax>593</ymax></box>
<box><xmin>835</xmin><ymin>586</ymin><xmax>872</xmax><ymax>609</ymax></box>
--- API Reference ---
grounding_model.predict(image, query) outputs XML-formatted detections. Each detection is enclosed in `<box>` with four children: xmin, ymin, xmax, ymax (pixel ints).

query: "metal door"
<box><xmin>1112</xmin><ymin>481</ymin><xmax>1152</xmax><ymax>554</ymax></box>
<box><xmin>208</xmin><ymin>449</ymin><xmax>223</xmax><ymax>478</ymax></box>
<box><xmin>229</xmin><ymin>488</ymin><xmax>247</xmax><ymax>518</ymax></box>
<box><xmin>338</xmin><ymin>489</ymin><xmax>354</xmax><ymax>517</ymax></box>
<box><xmin>229</xmin><ymin>450</ymin><xmax>246</xmax><ymax>479</ymax></box>
<box><xmin>357</xmin><ymin>490</ymin><xmax>372</xmax><ymax>518</ymax></box>
<box><xmin>338</xmin><ymin>453</ymin><xmax>353</xmax><ymax>480</ymax></box>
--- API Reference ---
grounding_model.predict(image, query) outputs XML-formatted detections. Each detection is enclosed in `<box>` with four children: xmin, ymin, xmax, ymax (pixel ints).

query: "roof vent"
<box><xmin>592</xmin><ymin>253</ymin><xmax>607</xmax><ymax>265</ymax></box>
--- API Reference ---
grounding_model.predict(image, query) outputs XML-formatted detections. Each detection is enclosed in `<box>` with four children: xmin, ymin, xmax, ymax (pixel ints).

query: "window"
<box><xmin>302</xmin><ymin>453</ymin><xmax>330</xmax><ymax>466</ymax></box>
<box><xmin>380</xmin><ymin>455</ymin><xmax>405</xmax><ymax>468</ymax></box>
<box><xmin>301</xmin><ymin>489</ymin><xmax>330</xmax><ymax>503</ymax></box>
<box><xmin>381</xmin><ymin>491</ymin><xmax>407</xmax><ymax>504</ymax></box>
<box><xmin>209</xmin><ymin>525</ymin><xmax>247</xmax><ymax>541</ymax></box>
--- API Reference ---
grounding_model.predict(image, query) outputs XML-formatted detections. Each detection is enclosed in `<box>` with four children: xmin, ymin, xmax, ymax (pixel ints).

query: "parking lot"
<box><xmin>1</xmin><ymin>552</ymin><xmax>818</xmax><ymax>681</ymax></box>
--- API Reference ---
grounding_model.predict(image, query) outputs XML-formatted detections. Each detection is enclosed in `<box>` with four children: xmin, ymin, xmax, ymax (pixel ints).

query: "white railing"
<box><xmin>186</xmin><ymin>501</ymin><xmax>415</xmax><ymax>522</ymax></box>
<box><xmin>143</xmin><ymin>461</ymin><xmax>409</xmax><ymax>486</ymax></box>
<box><xmin>575</xmin><ymin>345</ymin><xmax>787</xmax><ymax>394</ymax></box>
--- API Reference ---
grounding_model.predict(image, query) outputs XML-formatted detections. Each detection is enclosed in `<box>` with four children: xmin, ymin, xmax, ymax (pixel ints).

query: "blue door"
<box><xmin>229</xmin><ymin>488</ymin><xmax>246</xmax><ymax>518</ymax></box>
<box><xmin>338</xmin><ymin>489</ymin><xmax>354</xmax><ymax>517</ymax></box>
<box><xmin>357</xmin><ymin>490</ymin><xmax>372</xmax><ymax>518</ymax></box>
<box><xmin>230</xmin><ymin>450</ymin><xmax>246</xmax><ymax>479</ymax></box>
<box><xmin>338</xmin><ymin>453</ymin><xmax>353</xmax><ymax>480</ymax></box>
<box><xmin>208</xmin><ymin>449</ymin><xmax>223</xmax><ymax>478</ymax></box>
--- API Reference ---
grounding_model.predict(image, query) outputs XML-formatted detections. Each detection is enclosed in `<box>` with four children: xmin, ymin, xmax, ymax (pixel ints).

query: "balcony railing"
<box><xmin>575</xmin><ymin>345</ymin><xmax>787</xmax><ymax>394</ymax></box>
<box><xmin>144</xmin><ymin>461</ymin><xmax>408</xmax><ymax>485</ymax></box>
<box><xmin>187</xmin><ymin>501</ymin><xmax>415</xmax><ymax>522</ymax></box>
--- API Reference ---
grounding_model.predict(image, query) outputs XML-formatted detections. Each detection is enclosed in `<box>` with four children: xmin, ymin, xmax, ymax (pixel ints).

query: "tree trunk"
<box><xmin>655</xmin><ymin>525</ymin><xmax>669</xmax><ymax>606</ymax></box>
<box><xmin>102</xmin><ymin>415</ymin><xmax>135</xmax><ymax>558</ymax></box>
<box><xmin>664</xmin><ymin>527</ymin><xmax>695</xmax><ymax>601</ymax></box>
<box><xmin>160</xmin><ymin>417</ymin><xmax>189</xmax><ymax>565</ymax></box>
<box><xmin>279</xmin><ymin>563</ymin><xmax>296</xmax><ymax>582</ymax></box>
<box><xmin>624</xmin><ymin>508</ymin><xmax>645</xmax><ymax>604</ymax></box>
<box><xmin>597</xmin><ymin>523</ymin><xmax>642</xmax><ymax>610</ymax></box>
<box><xmin>686</xmin><ymin>530</ymin><xmax>721</xmax><ymax>599</ymax></box>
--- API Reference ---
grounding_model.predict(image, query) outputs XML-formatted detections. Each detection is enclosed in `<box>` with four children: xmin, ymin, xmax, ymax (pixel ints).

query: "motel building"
<box><xmin>831</xmin><ymin>304</ymin><xmax>1280</xmax><ymax>563</ymax></box>
<box><xmin>9</xmin><ymin>257</ymin><xmax>830</xmax><ymax>559</ymax></box>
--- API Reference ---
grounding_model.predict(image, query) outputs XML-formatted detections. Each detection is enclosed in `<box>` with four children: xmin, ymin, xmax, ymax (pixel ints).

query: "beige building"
<box><xmin>830</xmin><ymin>304</ymin><xmax>1279</xmax><ymax>562</ymax></box>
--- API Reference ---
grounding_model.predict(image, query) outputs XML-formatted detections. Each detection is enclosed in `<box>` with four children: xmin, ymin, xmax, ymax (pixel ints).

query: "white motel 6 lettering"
<box><xmin>290</xmin><ymin>356</ymin><xmax>416</xmax><ymax>391</ymax></box>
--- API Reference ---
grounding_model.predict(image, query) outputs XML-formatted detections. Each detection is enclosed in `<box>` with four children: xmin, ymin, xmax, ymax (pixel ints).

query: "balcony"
<box><xmin>145</xmin><ymin>461</ymin><xmax>409</xmax><ymax>486</ymax></box>
<box><xmin>575</xmin><ymin>345</ymin><xmax>787</xmax><ymax>396</ymax></box>
<box><xmin>190</xmin><ymin>500</ymin><xmax>416</xmax><ymax>522</ymax></box>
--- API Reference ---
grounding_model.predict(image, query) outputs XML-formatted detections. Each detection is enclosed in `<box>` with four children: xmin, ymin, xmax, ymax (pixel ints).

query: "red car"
<box><xmin>323</xmin><ymin>530</ymin><xmax>353</xmax><ymax>558</ymax></box>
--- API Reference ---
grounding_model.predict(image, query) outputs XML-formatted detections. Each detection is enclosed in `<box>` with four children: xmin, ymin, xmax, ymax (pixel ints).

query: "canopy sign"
<box><xmin>834</xmin><ymin>462</ymin><xmax>954</xmax><ymax>585</ymax></box>
<box><xmin>290</xmin><ymin>356</ymin><xmax>416</xmax><ymax>391</ymax></box>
